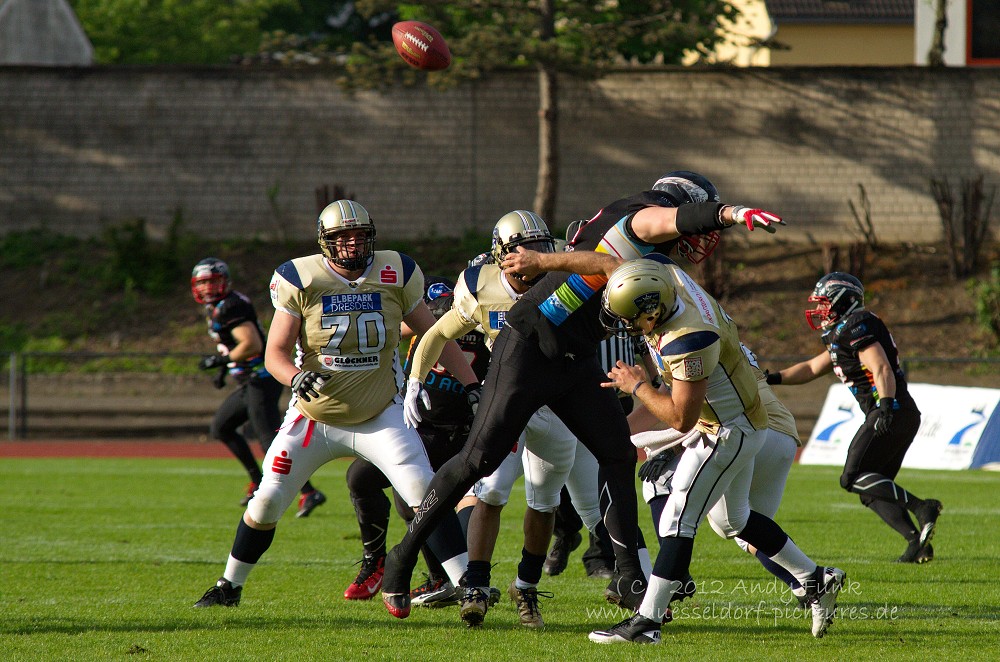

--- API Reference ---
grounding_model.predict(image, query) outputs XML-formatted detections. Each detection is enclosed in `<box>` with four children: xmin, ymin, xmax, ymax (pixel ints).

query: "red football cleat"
<box><xmin>344</xmin><ymin>553</ymin><xmax>385</xmax><ymax>600</ymax></box>
<box><xmin>382</xmin><ymin>591</ymin><xmax>411</xmax><ymax>619</ymax></box>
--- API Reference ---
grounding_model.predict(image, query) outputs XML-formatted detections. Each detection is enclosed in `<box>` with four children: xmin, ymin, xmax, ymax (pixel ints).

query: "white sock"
<box><xmin>440</xmin><ymin>553</ymin><xmax>469</xmax><ymax>587</ymax></box>
<box><xmin>637</xmin><ymin>575</ymin><xmax>680</xmax><ymax>622</ymax></box>
<box><xmin>768</xmin><ymin>539</ymin><xmax>818</xmax><ymax>588</ymax></box>
<box><xmin>224</xmin><ymin>554</ymin><xmax>255</xmax><ymax>587</ymax></box>
<box><xmin>515</xmin><ymin>578</ymin><xmax>536</xmax><ymax>590</ymax></box>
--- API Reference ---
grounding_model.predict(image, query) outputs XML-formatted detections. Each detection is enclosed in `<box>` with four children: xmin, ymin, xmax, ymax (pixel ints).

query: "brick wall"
<box><xmin>1</xmin><ymin>65</ymin><xmax>997</xmax><ymax>244</ymax></box>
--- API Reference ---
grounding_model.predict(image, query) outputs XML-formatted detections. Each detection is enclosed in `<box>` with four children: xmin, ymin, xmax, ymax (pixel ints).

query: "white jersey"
<box><xmin>269</xmin><ymin>251</ymin><xmax>423</xmax><ymax>425</ymax></box>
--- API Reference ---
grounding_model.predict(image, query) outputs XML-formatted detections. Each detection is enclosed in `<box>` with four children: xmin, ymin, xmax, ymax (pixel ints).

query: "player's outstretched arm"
<box><xmin>632</xmin><ymin>202</ymin><xmax>785</xmax><ymax>245</ymax></box>
<box><xmin>501</xmin><ymin>245</ymin><xmax>623</xmax><ymax>281</ymax></box>
<box><xmin>766</xmin><ymin>351</ymin><xmax>832</xmax><ymax>386</ymax></box>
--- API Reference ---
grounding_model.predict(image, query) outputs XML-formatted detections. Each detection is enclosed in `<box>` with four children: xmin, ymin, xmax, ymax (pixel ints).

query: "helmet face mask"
<box><xmin>191</xmin><ymin>258</ymin><xmax>231</xmax><ymax>304</ymax></box>
<box><xmin>318</xmin><ymin>200</ymin><xmax>377</xmax><ymax>271</ymax></box>
<box><xmin>601</xmin><ymin>260</ymin><xmax>678</xmax><ymax>338</ymax></box>
<box><xmin>675</xmin><ymin>231</ymin><xmax>720</xmax><ymax>264</ymax></box>
<box><xmin>490</xmin><ymin>210</ymin><xmax>556</xmax><ymax>266</ymax></box>
<box><xmin>805</xmin><ymin>272</ymin><xmax>864</xmax><ymax>330</ymax></box>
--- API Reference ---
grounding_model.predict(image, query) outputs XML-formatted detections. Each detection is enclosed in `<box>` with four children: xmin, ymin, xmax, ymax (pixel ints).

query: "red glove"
<box><xmin>730</xmin><ymin>206</ymin><xmax>784</xmax><ymax>233</ymax></box>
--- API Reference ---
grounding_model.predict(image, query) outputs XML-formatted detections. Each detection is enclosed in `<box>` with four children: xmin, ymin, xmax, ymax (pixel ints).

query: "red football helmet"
<box><xmin>191</xmin><ymin>258</ymin><xmax>231</xmax><ymax>304</ymax></box>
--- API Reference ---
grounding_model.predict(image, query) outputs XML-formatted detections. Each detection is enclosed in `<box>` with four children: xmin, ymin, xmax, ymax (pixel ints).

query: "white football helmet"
<box><xmin>601</xmin><ymin>260</ymin><xmax>678</xmax><ymax>337</ymax></box>
<box><xmin>317</xmin><ymin>200</ymin><xmax>377</xmax><ymax>270</ymax></box>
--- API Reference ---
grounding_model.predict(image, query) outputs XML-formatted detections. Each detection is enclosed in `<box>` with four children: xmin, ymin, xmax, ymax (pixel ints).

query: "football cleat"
<box><xmin>411</xmin><ymin>575</ymin><xmax>458</xmax><ymax>607</ymax></box>
<box><xmin>808</xmin><ymin>566</ymin><xmax>846</xmax><ymax>638</ymax></box>
<box><xmin>507</xmin><ymin>581</ymin><xmax>553</xmax><ymax>628</ymax></box>
<box><xmin>296</xmin><ymin>489</ymin><xmax>327</xmax><ymax>518</ymax></box>
<box><xmin>543</xmin><ymin>530</ymin><xmax>582</xmax><ymax>577</ymax></box>
<box><xmin>459</xmin><ymin>586</ymin><xmax>492</xmax><ymax>627</ymax></box>
<box><xmin>604</xmin><ymin>573</ymin><xmax>648</xmax><ymax>611</ymax></box>
<box><xmin>914</xmin><ymin>499</ymin><xmax>943</xmax><ymax>546</ymax></box>
<box><xmin>586</xmin><ymin>565</ymin><xmax>615</xmax><ymax>580</ymax></box>
<box><xmin>193</xmin><ymin>578</ymin><xmax>242</xmax><ymax>608</ymax></box>
<box><xmin>239</xmin><ymin>482</ymin><xmax>258</xmax><ymax>507</ymax></box>
<box><xmin>589</xmin><ymin>613</ymin><xmax>662</xmax><ymax>644</ymax></box>
<box><xmin>382</xmin><ymin>591</ymin><xmax>411</xmax><ymax>619</ymax></box>
<box><xmin>897</xmin><ymin>540</ymin><xmax>935</xmax><ymax>564</ymax></box>
<box><xmin>344</xmin><ymin>553</ymin><xmax>385</xmax><ymax>600</ymax></box>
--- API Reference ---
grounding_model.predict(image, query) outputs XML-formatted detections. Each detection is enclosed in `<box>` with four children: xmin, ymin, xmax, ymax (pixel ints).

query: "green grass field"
<box><xmin>2</xmin><ymin>458</ymin><xmax>998</xmax><ymax>661</ymax></box>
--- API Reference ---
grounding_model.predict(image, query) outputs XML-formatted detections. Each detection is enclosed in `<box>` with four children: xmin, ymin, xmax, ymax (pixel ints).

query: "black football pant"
<box><xmin>387</xmin><ymin>327</ymin><xmax>641</xmax><ymax>591</ymax></box>
<box><xmin>841</xmin><ymin>407</ymin><xmax>924</xmax><ymax>540</ymax></box>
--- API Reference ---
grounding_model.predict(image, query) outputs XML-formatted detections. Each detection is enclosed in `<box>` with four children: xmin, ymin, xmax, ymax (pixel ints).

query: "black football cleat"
<box><xmin>193</xmin><ymin>579</ymin><xmax>242</xmax><ymax>608</ymax></box>
<box><xmin>589</xmin><ymin>613</ymin><xmax>662</xmax><ymax>644</ymax></box>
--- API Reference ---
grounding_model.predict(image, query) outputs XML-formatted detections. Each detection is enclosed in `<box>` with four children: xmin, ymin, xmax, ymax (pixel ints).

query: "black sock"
<box><xmin>651</xmin><ymin>536</ymin><xmax>694</xmax><ymax>582</ymax></box>
<box><xmin>220</xmin><ymin>437</ymin><xmax>262</xmax><ymax>482</ymax></box>
<box><xmin>517</xmin><ymin>548</ymin><xmax>546</xmax><ymax>586</ymax></box>
<box><xmin>465</xmin><ymin>560</ymin><xmax>492</xmax><ymax>587</ymax></box>
<box><xmin>737</xmin><ymin>511</ymin><xmax>789</xmax><ymax>557</ymax></box>
<box><xmin>456</xmin><ymin>505</ymin><xmax>474</xmax><ymax>540</ymax></box>
<box><xmin>864</xmin><ymin>498</ymin><xmax>920</xmax><ymax>541</ymax></box>
<box><xmin>231</xmin><ymin>518</ymin><xmax>276</xmax><ymax>564</ymax></box>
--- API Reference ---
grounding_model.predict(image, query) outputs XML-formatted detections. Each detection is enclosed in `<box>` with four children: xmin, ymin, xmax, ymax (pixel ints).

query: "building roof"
<box><xmin>0</xmin><ymin>0</ymin><xmax>94</xmax><ymax>65</ymax></box>
<box><xmin>764</xmin><ymin>0</ymin><xmax>914</xmax><ymax>24</ymax></box>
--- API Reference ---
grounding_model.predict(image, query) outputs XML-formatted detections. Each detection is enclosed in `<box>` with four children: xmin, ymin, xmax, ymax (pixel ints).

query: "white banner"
<box><xmin>799</xmin><ymin>383</ymin><xmax>1000</xmax><ymax>470</ymax></box>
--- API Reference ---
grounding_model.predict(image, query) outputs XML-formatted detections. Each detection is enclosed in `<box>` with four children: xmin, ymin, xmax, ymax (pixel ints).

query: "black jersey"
<box><xmin>206</xmin><ymin>291</ymin><xmax>267</xmax><ymax>376</ymax></box>
<box><xmin>821</xmin><ymin>310</ymin><xmax>916</xmax><ymax>414</ymax></box>
<box><xmin>506</xmin><ymin>191</ymin><xmax>684</xmax><ymax>359</ymax></box>
<box><xmin>403</xmin><ymin>329</ymin><xmax>490</xmax><ymax>428</ymax></box>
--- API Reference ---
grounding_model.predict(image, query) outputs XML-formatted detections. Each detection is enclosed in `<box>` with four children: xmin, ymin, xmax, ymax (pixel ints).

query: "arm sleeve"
<box><xmin>409</xmin><ymin>308</ymin><xmax>478</xmax><ymax>383</ymax></box>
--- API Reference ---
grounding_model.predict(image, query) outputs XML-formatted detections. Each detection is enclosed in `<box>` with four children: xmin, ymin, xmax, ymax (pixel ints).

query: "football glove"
<box><xmin>198</xmin><ymin>354</ymin><xmax>226</xmax><ymax>370</ymax></box>
<box><xmin>403</xmin><ymin>377</ymin><xmax>430</xmax><ymax>429</ymax></box>
<box><xmin>873</xmin><ymin>397</ymin><xmax>895</xmax><ymax>437</ymax></box>
<box><xmin>465</xmin><ymin>382</ymin><xmax>483</xmax><ymax>415</ymax></box>
<box><xmin>290</xmin><ymin>370</ymin><xmax>329</xmax><ymax>402</ymax></box>
<box><xmin>764</xmin><ymin>370</ymin><xmax>782</xmax><ymax>385</ymax></box>
<box><xmin>638</xmin><ymin>453</ymin><xmax>677</xmax><ymax>484</ymax></box>
<box><xmin>729</xmin><ymin>206</ymin><xmax>784</xmax><ymax>234</ymax></box>
<box><xmin>211</xmin><ymin>367</ymin><xmax>227</xmax><ymax>390</ymax></box>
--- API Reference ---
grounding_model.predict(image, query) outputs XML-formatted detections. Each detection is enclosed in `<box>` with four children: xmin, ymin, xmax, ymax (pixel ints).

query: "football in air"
<box><xmin>391</xmin><ymin>21</ymin><xmax>451</xmax><ymax>71</ymax></box>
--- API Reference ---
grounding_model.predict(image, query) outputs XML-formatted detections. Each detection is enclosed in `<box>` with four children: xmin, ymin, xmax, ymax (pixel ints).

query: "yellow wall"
<box><xmin>770</xmin><ymin>25</ymin><xmax>914</xmax><ymax>65</ymax></box>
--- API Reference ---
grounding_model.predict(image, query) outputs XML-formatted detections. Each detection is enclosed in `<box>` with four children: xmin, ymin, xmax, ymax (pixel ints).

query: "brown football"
<box><xmin>391</xmin><ymin>21</ymin><xmax>451</xmax><ymax>71</ymax></box>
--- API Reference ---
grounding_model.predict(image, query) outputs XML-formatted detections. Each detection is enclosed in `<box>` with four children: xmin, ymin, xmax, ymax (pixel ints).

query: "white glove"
<box><xmin>403</xmin><ymin>377</ymin><xmax>430</xmax><ymax>429</ymax></box>
<box><xmin>729</xmin><ymin>206</ymin><xmax>785</xmax><ymax>234</ymax></box>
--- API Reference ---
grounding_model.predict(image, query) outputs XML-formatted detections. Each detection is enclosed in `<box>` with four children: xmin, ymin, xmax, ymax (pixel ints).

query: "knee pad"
<box><xmin>246</xmin><ymin>484</ymin><xmax>293</xmax><ymax>525</ymax></box>
<box><xmin>474</xmin><ymin>480</ymin><xmax>511</xmax><ymax>507</ymax></box>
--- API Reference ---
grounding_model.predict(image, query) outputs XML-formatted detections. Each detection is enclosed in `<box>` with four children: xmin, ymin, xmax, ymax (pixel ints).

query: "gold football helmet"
<box><xmin>490</xmin><ymin>210</ymin><xmax>555</xmax><ymax>265</ymax></box>
<box><xmin>317</xmin><ymin>200</ymin><xmax>377</xmax><ymax>270</ymax></box>
<box><xmin>601</xmin><ymin>259</ymin><xmax>678</xmax><ymax>337</ymax></box>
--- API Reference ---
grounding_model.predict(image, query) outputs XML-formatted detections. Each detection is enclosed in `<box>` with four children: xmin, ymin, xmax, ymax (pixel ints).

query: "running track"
<box><xmin>0</xmin><ymin>439</ymin><xmax>245</xmax><ymax>458</ymax></box>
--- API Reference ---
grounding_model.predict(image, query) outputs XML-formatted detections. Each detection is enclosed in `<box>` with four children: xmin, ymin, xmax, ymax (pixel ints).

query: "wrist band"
<box><xmin>631</xmin><ymin>380</ymin><xmax>647</xmax><ymax>397</ymax></box>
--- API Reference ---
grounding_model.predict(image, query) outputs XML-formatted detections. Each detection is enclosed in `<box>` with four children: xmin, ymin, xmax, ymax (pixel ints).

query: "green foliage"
<box><xmin>967</xmin><ymin>261</ymin><xmax>1000</xmax><ymax>345</ymax></box>
<box><xmin>69</xmin><ymin>0</ymin><xmax>296</xmax><ymax>64</ymax></box>
<box><xmin>2</xmin><ymin>460</ymin><xmax>997</xmax><ymax>659</ymax></box>
<box><xmin>0</xmin><ymin>230</ymin><xmax>77</xmax><ymax>269</ymax></box>
<box><xmin>101</xmin><ymin>211</ymin><xmax>196</xmax><ymax>296</ymax></box>
<box><xmin>343</xmin><ymin>0</ymin><xmax>741</xmax><ymax>87</ymax></box>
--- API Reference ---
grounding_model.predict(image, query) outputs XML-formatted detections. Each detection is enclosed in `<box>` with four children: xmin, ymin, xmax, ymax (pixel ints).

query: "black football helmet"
<box><xmin>317</xmin><ymin>200</ymin><xmax>377</xmax><ymax>271</ymax></box>
<box><xmin>191</xmin><ymin>257</ymin><xmax>231</xmax><ymax>304</ymax></box>
<box><xmin>651</xmin><ymin>170</ymin><xmax>720</xmax><ymax>206</ymax></box>
<box><xmin>805</xmin><ymin>272</ymin><xmax>865</xmax><ymax>330</ymax></box>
